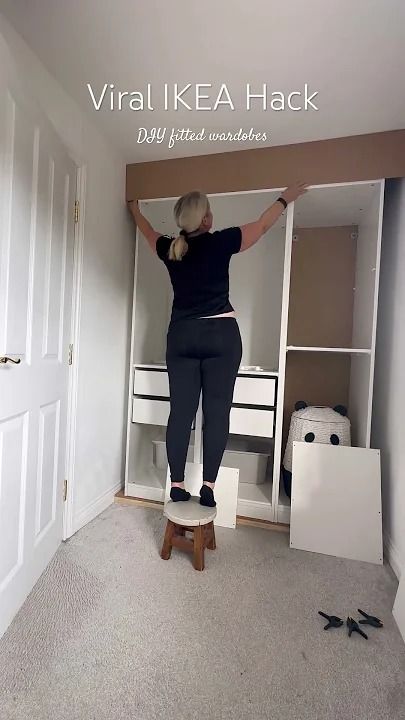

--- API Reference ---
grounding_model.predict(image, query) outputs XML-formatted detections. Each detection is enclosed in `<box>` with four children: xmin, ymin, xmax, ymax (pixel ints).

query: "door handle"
<box><xmin>0</xmin><ymin>356</ymin><xmax>21</xmax><ymax>364</ymax></box>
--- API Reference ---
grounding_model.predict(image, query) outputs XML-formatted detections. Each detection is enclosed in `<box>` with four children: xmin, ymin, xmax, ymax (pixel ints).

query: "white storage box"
<box><xmin>153</xmin><ymin>440</ymin><xmax>194</xmax><ymax>470</ymax></box>
<box><xmin>152</xmin><ymin>438</ymin><xmax>271</xmax><ymax>485</ymax></box>
<box><xmin>222</xmin><ymin>443</ymin><xmax>270</xmax><ymax>485</ymax></box>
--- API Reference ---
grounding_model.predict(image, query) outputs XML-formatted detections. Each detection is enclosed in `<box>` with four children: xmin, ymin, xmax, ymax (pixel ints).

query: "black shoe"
<box><xmin>170</xmin><ymin>487</ymin><xmax>191</xmax><ymax>502</ymax></box>
<box><xmin>200</xmin><ymin>485</ymin><xmax>216</xmax><ymax>507</ymax></box>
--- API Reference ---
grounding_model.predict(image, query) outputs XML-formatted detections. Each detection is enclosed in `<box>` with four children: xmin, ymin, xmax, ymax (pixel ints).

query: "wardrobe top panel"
<box><xmin>293</xmin><ymin>181</ymin><xmax>382</xmax><ymax>228</ymax></box>
<box><xmin>141</xmin><ymin>190</ymin><xmax>285</xmax><ymax>235</ymax></box>
<box><xmin>141</xmin><ymin>181</ymin><xmax>383</xmax><ymax>231</ymax></box>
<box><xmin>141</xmin><ymin>198</ymin><xmax>177</xmax><ymax>236</ymax></box>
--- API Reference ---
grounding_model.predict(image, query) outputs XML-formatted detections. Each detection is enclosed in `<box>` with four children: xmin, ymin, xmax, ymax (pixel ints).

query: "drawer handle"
<box><xmin>0</xmin><ymin>356</ymin><xmax>21</xmax><ymax>364</ymax></box>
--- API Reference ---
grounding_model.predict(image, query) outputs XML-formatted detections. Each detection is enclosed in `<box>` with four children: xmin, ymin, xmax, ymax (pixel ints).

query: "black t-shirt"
<box><xmin>156</xmin><ymin>227</ymin><xmax>242</xmax><ymax>323</ymax></box>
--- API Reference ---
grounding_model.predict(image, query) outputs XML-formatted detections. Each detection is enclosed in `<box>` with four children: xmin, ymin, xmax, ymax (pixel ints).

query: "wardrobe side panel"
<box><xmin>271</xmin><ymin>202</ymin><xmax>294</xmax><ymax>520</ymax></box>
<box><xmin>348</xmin><ymin>354</ymin><xmax>371</xmax><ymax>447</ymax></box>
<box><xmin>349</xmin><ymin>181</ymin><xmax>384</xmax><ymax>447</ymax></box>
<box><xmin>351</xmin><ymin>185</ymin><xmax>382</xmax><ymax>349</ymax></box>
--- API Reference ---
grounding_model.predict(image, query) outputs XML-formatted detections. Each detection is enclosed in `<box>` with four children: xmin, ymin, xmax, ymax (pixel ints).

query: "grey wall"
<box><xmin>372</xmin><ymin>178</ymin><xmax>405</xmax><ymax>578</ymax></box>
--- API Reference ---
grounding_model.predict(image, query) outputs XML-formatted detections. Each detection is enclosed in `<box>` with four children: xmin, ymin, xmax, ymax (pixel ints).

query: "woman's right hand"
<box><xmin>281</xmin><ymin>182</ymin><xmax>308</xmax><ymax>204</ymax></box>
<box><xmin>127</xmin><ymin>198</ymin><xmax>139</xmax><ymax>213</ymax></box>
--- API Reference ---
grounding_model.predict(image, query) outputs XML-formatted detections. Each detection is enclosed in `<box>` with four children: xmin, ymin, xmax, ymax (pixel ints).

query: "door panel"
<box><xmin>1</xmin><ymin>93</ymin><xmax>35</xmax><ymax>357</ymax></box>
<box><xmin>43</xmin><ymin>161</ymin><xmax>69</xmax><ymax>360</ymax></box>
<box><xmin>35</xmin><ymin>400</ymin><xmax>60</xmax><ymax>540</ymax></box>
<box><xmin>0</xmin><ymin>413</ymin><xmax>28</xmax><ymax>586</ymax></box>
<box><xmin>0</xmin><ymin>55</ymin><xmax>76</xmax><ymax>637</ymax></box>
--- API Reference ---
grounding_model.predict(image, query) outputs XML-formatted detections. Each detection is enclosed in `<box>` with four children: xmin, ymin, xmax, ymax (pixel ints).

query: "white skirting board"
<box><xmin>164</xmin><ymin>463</ymin><xmax>239</xmax><ymax>529</ymax></box>
<box><xmin>72</xmin><ymin>481</ymin><xmax>123</xmax><ymax>536</ymax></box>
<box><xmin>393</xmin><ymin>570</ymin><xmax>405</xmax><ymax>643</ymax></box>
<box><xmin>290</xmin><ymin>443</ymin><xmax>383</xmax><ymax>564</ymax></box>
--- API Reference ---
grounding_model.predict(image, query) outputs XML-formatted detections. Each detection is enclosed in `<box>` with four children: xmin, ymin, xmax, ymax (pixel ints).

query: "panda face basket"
<box><xmin>283</xmin><ymin>405</ymin><xmax>351</xmax><ymax>473</ymax></box>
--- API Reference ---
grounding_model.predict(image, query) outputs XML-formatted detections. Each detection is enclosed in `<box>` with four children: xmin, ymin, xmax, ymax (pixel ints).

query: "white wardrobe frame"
<box><xmin>124</xmin><ymin>179</ymin><xmax>385</xmax><ymax>525</ymax></box>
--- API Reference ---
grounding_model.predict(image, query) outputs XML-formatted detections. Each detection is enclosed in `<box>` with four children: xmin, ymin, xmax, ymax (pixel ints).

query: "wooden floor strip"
<box><xmin>114</xmin><ymin>490</ymin><xmax>289</xmax><ymax>532</ymax></box>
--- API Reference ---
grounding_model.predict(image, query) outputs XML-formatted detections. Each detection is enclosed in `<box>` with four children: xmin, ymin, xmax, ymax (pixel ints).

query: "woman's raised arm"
<box><xmin>239</xmin><ymin>182</ymin><xmax>308</xmax><ymax>252</ymax></box>
<box><xmin>127</xmin><ymin>199</ymin><xmax>161</xmax><ymax>253</ymax></box>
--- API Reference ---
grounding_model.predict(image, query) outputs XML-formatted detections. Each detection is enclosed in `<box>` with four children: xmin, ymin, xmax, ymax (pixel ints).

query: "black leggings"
<box><xmin>166</xmin><ymin>317</ymin><xmax>242</xmax><ymax>483</ymax></box>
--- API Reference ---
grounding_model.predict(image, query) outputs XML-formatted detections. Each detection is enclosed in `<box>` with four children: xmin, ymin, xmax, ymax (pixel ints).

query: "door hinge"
<box><xmin>74</xmin><ymin>200</ymin><xmax>80</xmax><ymax>224</ymax></box>
<box><xmin>63</xmin><ymin>479</ymin><xmax>68</xmax><ymax>502</ymax></box>
<box><xmin>68</xmin><ymin>344</ymin><xmax>73</xmax><ymax>366</ymax></box>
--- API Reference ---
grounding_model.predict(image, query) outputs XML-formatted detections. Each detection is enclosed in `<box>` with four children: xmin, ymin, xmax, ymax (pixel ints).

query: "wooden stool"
<box><xmin>161</xmin><ymin>499</ymin><xmax>217</xmax><ymax>571</ymax></box>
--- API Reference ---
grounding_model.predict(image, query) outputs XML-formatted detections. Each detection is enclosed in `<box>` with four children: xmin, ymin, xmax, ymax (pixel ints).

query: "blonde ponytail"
<box><xmin>169</xmin><ymin>233</ymin><xmax>188</xmax><ymax>261</ymax></box>
<box><xmin>169</xmin><ymin>190</ymin><xmax>210</xmax><ymax>261</ymax></box>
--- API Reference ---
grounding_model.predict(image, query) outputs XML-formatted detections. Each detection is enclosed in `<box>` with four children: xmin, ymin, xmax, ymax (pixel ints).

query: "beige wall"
<box><xmin>126</xmin><ymin>130</ymin><xmax>405</xmax><ymax>200</ymax></box>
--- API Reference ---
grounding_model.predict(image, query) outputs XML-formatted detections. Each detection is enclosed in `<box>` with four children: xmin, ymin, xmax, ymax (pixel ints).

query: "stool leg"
<box><xmin>207</xmin><ymin>522</ymin><xmax>216</xmax><ymax>551</ymax></box>
<box><xmin>193</xmin><ymin>525</ymin><xmax>204</xmax><ymax>571</ymax></box>
<box><xmin>161</xmin><ymin>520</ymin><xmax>175</xmax><ymax>560</ymax></box>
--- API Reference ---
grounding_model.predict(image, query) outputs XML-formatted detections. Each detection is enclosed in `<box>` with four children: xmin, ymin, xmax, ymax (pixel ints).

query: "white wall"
<box><xmin>372</xmin><ymin>178</ymin><xmax>405</xmax><ymax>579</ymax></box>
<box><xmin>0</xmin><ymin>13</ymin><xmax>134</xmax><ymax>534</ymax></box>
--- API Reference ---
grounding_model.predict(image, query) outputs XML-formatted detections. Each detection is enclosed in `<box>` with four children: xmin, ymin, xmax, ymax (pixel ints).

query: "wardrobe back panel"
<box><xmin>283</xmin><ymin>352</ymin><xmax>351</xmax><ymax>447</ymax></box>
<box><xmin>288</xmin><ymin>227</ymin><xmax>356</xmax><ymax>348</ymax></box>
<box><xmin>134</xmin><ymin>238</ymin><xmax>170</xmax><ymax>364</ymax></box>
<box><xmin>209</xmin><ymin>192</ymin><xmax>285</xmax><ymax>369</ymax></box>
<box><xmin>229</xmin><ymin>233</ymin><xmax>285</xmax><ymax>369</ymax></box>
<box><xmin>134</xmin><ymin>200</ymin><xmax>173</xmax><ymax>364</ymax></box>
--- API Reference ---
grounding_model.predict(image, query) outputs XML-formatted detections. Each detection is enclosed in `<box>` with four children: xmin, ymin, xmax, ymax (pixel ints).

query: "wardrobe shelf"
<box><xmin>134</xmin><ymin>363</ymin><xmax>167</xmax><ymax>370</ymax></box>
<box><xmin>286</xmin><ymin>346</ymin><xmax>372</xmax><ymax>355</ymax></box>
<box><xmin>238</xmin><ymin>369</ymin><xmax>279</xmax><ymax>377</ymax></box>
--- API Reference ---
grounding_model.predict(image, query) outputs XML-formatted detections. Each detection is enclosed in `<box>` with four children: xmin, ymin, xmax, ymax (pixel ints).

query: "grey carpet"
<box><xmin>1</xmin><ymin>504</ymin><xmax>405</xmax><ymax>720</ymax></box>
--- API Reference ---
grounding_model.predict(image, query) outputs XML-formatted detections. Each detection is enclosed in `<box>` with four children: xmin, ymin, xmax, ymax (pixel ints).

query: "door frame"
<box><xmin>63</xmin><ymin>164</ymin><xmax>86</xmax><ymax>540</ymax></box>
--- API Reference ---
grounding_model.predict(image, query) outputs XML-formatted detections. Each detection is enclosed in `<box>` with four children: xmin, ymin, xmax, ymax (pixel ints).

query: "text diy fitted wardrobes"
<box><xmin>124</xmin><ymin>180</ymin><xmax>384</xmax><ymax>525</ymax></box>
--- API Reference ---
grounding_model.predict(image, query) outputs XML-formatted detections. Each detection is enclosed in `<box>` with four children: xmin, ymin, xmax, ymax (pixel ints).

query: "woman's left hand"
<box><xmin>281</xmin><ymin>182</ymin><xmax>308</xmax><ymax>204</ymax></box>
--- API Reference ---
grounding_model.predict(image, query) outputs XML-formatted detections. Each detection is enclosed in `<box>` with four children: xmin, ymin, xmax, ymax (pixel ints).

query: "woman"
<box><xmin>128</xmin><ymin>182</ymin><xmax>307</xmax><ymax>507</ymax></box>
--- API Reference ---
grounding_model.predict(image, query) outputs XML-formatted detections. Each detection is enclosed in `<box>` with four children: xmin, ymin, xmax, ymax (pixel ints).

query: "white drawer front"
<box><xmin>134</xmin><ymin>369</ymin><xmax>169</xmax><ymax>397</ymax></box>
<box><xmin>233</xmin><ymin>376</ymin><xmax>276</xmax><ymax>406</ymax></box>
<box><xmin>132</xmin><ymin>398</ymin><xmax>170</xmax><ymax>426</ymax></box>
<box><xmin>230</xmin><ymin>407</ymin><xmax>274</xmax><ymax>438</ymax></box>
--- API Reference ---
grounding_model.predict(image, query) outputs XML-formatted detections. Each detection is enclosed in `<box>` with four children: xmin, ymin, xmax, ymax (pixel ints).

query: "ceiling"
<box><xmin>1</xmin><ymin>0</ymin><xmax>405</xmax><ymax>163</ymax></box>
